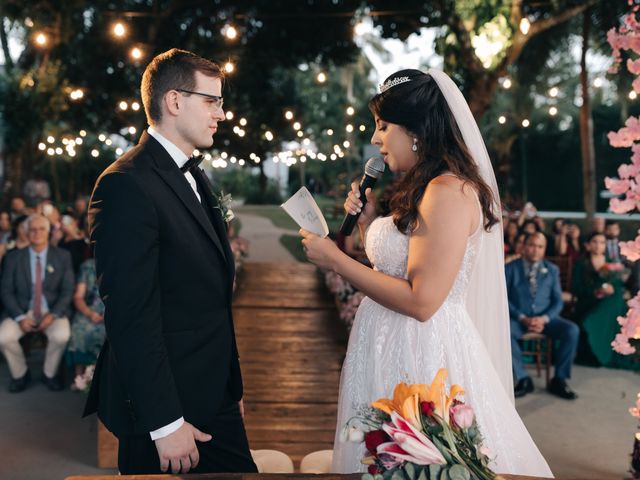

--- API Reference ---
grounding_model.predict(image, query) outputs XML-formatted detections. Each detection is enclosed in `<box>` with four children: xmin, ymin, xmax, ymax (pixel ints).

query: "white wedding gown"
<box><xmin>331</xmin><ymin>214</ymin><xmax>553</xmax><ymax>478</ymax></box>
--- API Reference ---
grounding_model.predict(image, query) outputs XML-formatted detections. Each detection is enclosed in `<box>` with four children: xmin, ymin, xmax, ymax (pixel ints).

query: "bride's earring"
<box><xmin>412</xmin><ymin>138</ymin><xmax>418</xmax><ymax>152</ymax></box>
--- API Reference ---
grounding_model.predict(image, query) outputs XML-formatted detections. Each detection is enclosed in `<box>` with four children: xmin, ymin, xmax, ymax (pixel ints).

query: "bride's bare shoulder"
<box><xmin>426</xmin><ymin>174</ymin><xmax>476</xmax><ymax>202</ymax></box>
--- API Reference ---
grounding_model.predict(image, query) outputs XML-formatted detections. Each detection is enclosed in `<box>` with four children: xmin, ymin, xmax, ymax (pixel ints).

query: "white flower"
<box><xmin>47</xmin><ymin>264</ymin><xmax>55</xmax><ymax>274</ymax></box>
<box><xmin>216</xmin><ymin>191</ymin><xmax>234</xmax><ymax>223</ymax></box>
<box><xmin>348</xmin><ymin>426</ymin><xmax>365</xmax><ymax>443</ymax></box>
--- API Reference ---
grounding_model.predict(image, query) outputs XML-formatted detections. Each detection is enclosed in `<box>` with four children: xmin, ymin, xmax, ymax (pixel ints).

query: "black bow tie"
<box><xmin>180</xmin><ymin>154</ymin><xmax>204</xmax><ymax>173</ymax></box>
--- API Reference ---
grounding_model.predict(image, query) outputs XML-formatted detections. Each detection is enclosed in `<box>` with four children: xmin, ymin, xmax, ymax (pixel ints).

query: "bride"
<box><xmin>300</xmin><ymin>69</ymin><xmax>553</xmax><ymax>477</ymax></box>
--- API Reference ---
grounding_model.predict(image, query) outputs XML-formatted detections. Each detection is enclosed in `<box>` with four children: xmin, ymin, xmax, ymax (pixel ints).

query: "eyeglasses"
<box><xmin>175</xmin><ymin>89</ymin><xmax>224</xmax><ymax>109</ymax></box>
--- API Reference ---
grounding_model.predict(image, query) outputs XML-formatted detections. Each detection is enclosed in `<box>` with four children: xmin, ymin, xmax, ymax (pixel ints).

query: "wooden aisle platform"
<box><xmin>234</xmin><ymin>262</ymin><xmax>347</xmax><ymax>466</ymax></box>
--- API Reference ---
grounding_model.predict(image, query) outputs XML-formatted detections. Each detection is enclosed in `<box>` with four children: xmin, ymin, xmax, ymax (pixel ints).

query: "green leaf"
<box><xmin>362</xmin><ymin>474</ymin><xmax>374</xmax><ymax>480</ymax></box>
<box><xmin>448</xmin><ymin>465</ymin><xmax>471</xmax><ymax>480</ymax></box>
<box><xmin>391</xmin><ymin>470</ymin><xmax>406</xmax><ymax>480</ymax></box>
<box><xmin>429</xmin><ymin>465</ymin><xmax>442</xmax><ymax>480</ymax></box>
<box><xmin>439</xmin><ymin>466</ymin><xmax>451</xmax><ymax>480</ymax></box>
<box><xmin>374</xmin><ymin>475</ymin><xmax>384</xmax><ymax>480</ymax></box>
<box><xmin>417</xmin><ymin>468</ymin><xmax>428</xmax><ymax>480</ymax></box>
<box><xmin>404</xmin><ymin>462</ymin><xmax>416</xmax><ymax>480</ymax></box>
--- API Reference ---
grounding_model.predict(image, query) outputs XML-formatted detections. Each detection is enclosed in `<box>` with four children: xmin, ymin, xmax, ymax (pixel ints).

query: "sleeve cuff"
<box><xmin>150</xmin><ymin>417</ymin><xmax>184</xmax><ymax>441</ymax></box>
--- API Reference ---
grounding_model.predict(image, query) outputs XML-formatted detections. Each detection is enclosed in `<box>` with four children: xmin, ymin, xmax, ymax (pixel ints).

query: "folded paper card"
<box><xmin>281</xmin><ymin>187</ymin><xmax>330</xmax><ymax>237</ymax></box>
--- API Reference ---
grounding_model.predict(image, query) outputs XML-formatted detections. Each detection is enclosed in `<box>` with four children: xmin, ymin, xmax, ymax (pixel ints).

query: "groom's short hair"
<box><xmin>141</xmin><ymin>48</ymin><xmax>223</xmax><ymax>125</ymax></box>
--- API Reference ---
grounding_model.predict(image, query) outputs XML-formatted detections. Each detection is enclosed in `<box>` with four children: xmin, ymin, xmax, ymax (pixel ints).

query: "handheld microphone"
<box><xmin>339</xmin><ymin>157</ymin><xmax>386</xmax><ymax>236</ymax></box>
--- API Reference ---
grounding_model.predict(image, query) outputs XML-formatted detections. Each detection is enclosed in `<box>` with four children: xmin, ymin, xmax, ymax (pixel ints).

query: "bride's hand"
<box><xmin>300</xmin><ymin>229</ymin><xmax>341</xmax><ymax>270</ymax></box>
<box><xmin>345</xmin><ymin>182</ymin><xmax>377</xmax><ymax>229</ymax></box>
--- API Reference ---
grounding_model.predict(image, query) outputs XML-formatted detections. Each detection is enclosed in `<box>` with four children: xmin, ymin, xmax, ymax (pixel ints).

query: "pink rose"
<box><xmin>450</xmin><ymin>404</ymin><xmax>475</xmax><ymax>429</ymax></box>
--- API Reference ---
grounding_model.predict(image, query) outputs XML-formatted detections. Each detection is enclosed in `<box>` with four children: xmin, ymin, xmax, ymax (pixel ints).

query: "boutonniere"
<box><xmin>540</xmin><ymin>266</ymin><xmax>548</xmax><ymax>275</ymax></box>
<box><xmin>215</xmin><ymin>191</ymin><xmax>235</xmax><ymax>223</ymax></box>
<box><xmin>46</xmin><ymin>264</ymin><xmax>55</xmax><ymax>274</ymax></box>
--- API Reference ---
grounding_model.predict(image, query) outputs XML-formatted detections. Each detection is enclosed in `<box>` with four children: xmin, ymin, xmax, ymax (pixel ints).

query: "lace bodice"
<box><xmin>365</xmin><ymin>215</ymin><xmax>482</xmax><ymax>306</ymax></box>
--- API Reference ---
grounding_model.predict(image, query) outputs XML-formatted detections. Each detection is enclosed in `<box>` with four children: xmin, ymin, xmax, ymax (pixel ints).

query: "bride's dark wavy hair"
<box><xmin>369</xmin><ymin>69</ymin><xmax>499</xmax><ymax>233</ymax></box>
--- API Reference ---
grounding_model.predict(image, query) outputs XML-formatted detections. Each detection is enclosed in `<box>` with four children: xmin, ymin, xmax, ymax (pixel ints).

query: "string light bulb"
<box><xmin>34</xmin><ymin>32</ymin><xmax>47</xmax><ymax>47</ymax></box>
<box><xmin>224</xmin><ymin>62</ymin><xmax>235</xmax><ymax>74</ymax></box>
<box><xmin>502</xmin><ymin>78</ymin><xmax>512</xmax><ymax>89</ymax></box>
<box><xmin>285</xmin><ymin>110</ymin><xmax>294</xmax><ymax>120</ymax></box>
<box><xmin>130</xmin><ymin>47</ymin><xmax>142</xmax><ymax>60</ymax></box>
<box><xmin>224</xmin><ymin>25</ymin><xmax>238</xmax><ymax>40</ymax></box>
<box><xmin>519</xmin><ymin>18</ymin><xmax>531</xmax><ymax>35</ymax></box>
<box><xmin>317</xmin><ymin>72</ymin><xmax>327</xmax><ymax>83</ymax></box>
<box><xmin>113</xmin><ymin>22</ymin><xmax>126</xmax><ymax>38</ymax></box>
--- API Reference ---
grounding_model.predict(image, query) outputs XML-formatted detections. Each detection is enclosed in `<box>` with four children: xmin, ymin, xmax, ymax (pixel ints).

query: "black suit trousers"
<box><xmin>117</xmin><ymin>388</ymin><xmax>257</xmax><ymax>474</ymax></box>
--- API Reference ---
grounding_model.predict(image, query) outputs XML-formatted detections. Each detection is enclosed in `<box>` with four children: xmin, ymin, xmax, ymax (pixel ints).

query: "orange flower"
<box><xmin>372</xmin><ymin>369</ymin><xmax>464</xmax><ymax>426</ymax></box>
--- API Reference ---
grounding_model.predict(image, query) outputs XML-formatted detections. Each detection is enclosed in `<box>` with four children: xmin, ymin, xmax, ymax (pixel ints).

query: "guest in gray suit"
<box><xmin>505</xmin><ymin>232</ymin><xmax>580</xmax><ymax>400</ymax></box>
<box><xmin>0</xmin><ymin>214</ymin><xmax>74</xmax><ymax>392</ymax></box>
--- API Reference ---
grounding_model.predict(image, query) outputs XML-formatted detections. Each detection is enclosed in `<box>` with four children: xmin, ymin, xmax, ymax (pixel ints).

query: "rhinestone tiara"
<box><xmin>379</xmin><ymin>76</ymin><xmax>411</xmax><ymax>93</ymax></box>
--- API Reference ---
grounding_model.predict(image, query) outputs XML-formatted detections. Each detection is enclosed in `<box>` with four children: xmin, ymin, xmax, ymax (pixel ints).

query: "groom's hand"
<box><xmin>155</xmin><ymin>421</ymin><xmax>212</xmax><ymax>473</ymax></box>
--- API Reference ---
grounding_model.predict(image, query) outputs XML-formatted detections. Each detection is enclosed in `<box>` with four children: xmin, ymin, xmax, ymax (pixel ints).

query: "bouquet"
<box><xmin>343</xmin><ymin>369</ymin><xmax>501</xmax><ymax>480</ymax></box>
<box><xmin>599</xmin><ymin>262</ymin><xmax>631</xmax><ymax>284</ymax></box>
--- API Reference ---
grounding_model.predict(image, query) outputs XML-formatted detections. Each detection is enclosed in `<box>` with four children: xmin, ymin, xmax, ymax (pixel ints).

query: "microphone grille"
<box><xmin>364</xmin><ymin>157</ymin><xmax>385</xmax><ymax>178</ymax></box>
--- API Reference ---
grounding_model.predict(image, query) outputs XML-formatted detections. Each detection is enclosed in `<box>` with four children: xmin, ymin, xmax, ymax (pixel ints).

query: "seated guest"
<box><xmin>5</xmin><ymin>215</ymin><xmax>30</xmax><ymax>253</ymax></box>
<box><xmin>58</xmin><ymin>214</ymin><xmax>89</xmax><ymax>275</ymax></box>
<box><xmin>503</xmin><ymin>219</ymin><xmax>520</xmax><ymax>255</ymax></box>
<box><xmin>505</xmin><ymin>232</ymin><xmax>526</xmax><ymax>264</ymax></box>
<box><xmin>551</xmin><ymin>218</ymin><xmax>567</xmax><ymax>258</ymax></box>
<box><xmin>505</xmin><ymin>232</ymin><xmax>580</xmax><ymax>400</ymax></box>
<box><xmin>604</xmin><ymin>220</ymin><xmax>622</xmax><ymax>262</ymax></box>
<box><xmin>0</xmin><ymin>214</ymin><xmax>74</xmax><ymax>392</ymax></box>
<box><xmin>563</xmin><ymin>222</ymin><xmax>584</xmax><ymax>263</ymax></box>
<box><xmin>572</xmin><ymin>232</ymin><xmax>634</xmax><ymax>369</ymax></box>
<box><xmin>67</xmin><ymin>257</ymin><xmax>105</xmax><ymax>380</ymax></box>
<box><xmin>591</xmin><ymin>216</ymin><xmax>605</xmax><ymax>235</ymax></box>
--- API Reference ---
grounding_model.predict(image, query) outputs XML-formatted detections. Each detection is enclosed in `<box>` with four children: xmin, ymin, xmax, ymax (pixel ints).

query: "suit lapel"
<box><xmin>517</xmin><ymin>260</ymin><xmax>534</xmax><ymax>302</ymax></box>
<box><xmin>142</xmin><ymin>132</ymin><xmax>227</xmax><ymax>262</ymax></box>
<box><xmin>21</xmin><ymin>248</ymin><xmax>31</xmax><ymax>287</ymax></box>
<box><xmin>191</xmin><ymin>168</ymin><xmax>235</xmax><ymax>278</ymax></box>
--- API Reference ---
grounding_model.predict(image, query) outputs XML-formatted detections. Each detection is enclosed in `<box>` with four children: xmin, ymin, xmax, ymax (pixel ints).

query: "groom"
<box><xmin>83</xmin><ymin>49</ymin><xmax>257</xmax><ymax>475</ymax></box>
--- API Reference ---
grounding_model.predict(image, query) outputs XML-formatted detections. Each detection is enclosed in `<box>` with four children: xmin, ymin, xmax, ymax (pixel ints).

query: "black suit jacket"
<box><xmin>83</xmin><ymin>132</ymin><xmax>242</xmax><ymax>437</ymax></box>
<box><xmin>1</xmin><ymin>246</ymin><xmax>75</xmax><ymax>319</ymax></box>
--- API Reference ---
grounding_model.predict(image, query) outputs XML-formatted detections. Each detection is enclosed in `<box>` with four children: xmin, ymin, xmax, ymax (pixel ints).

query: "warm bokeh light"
<box><xmin>317</xmin><ymin>72</ymin><xmax>327</xmax><ymax>83</ymax></box>
<box><xmin>549</xmin><ymin>87</ymin><xmax>559</xmax><ymax>97</ymax></box>
<box><xmin>226</xmin><ymin>111</ymin><xmax>234</xmax><ymax>120</ymax></box>
<box><xmin>265</xmin><ymin>131</ymin><xmax>274</xmax><ymax>141</ymax></box>
<box><xmin>593</xmin><ymin>77</ymin><xmax>603</xmax><ymax>88</ymax></box>
<box><xmin>224</xmin><ymin>25</ymin><xmax>238</xmax><ymax>40</ymax></box>
<box><xmin>498</xmin><ymin>115</ymin><xmax>506</xmax><ymax>124</ymax></box>
<box><xmin>131</xmin><ymin>101</ymin><xmax>140</xmax><ymax>111</ymax></box>
<box><xmin>224</xmin><ymin>62</ymin><xmax>235</xmax><ymax>73</ymax></box>
<box><xmin>285</xmin><ymin>110</ymin><xmax>294</xmax><ymax>120</ymax></box>
<box><xmin>502</xmin><ymin>78</ymin><xmax>512</xmax><ymax>89</ymax></box>
<box><xmin>113</xmin><ymin>22</ymin><xmax>126</xmax><ymax>38</ymax></box>
<box><xmin>522</xmin><ymin>119</ymin><xmax>530</xmax><ymax>128</ymax></box>
<box><xmin>346</xmin><ymin>106</ymin><xmax>355</xmax><ymax>116</ymax></box>
<box><xmin>630</xmin><ymin>91</ymin><xmax>638</xmax><ymax>100</ymax></box>
<box><xmin>119</xmin><ymin>101</ymin><xmax>128</xmax><ymax>111</ymax></box>
<box><xmin>519</xmin><ymin>18</ymin><xmax>531</xmax><ymax>35</ymax></box>
<box><xmin>130</xmin><ymin>47</ymin><xmax>142</xmax><ymax>60</ymax></box>
<box><xmin>35</xmin><ymin>32</ymin><xmax>47</xmax><ymax>46</ymax></box>
<box><xmin>549</xmin><ymin>106</ymin><xmax>558</xmax><ymax>116</ymax></box>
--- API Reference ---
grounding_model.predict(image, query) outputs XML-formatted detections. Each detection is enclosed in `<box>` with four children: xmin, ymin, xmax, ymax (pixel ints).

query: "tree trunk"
<box><xmin>467</xmin><ymin>73</ymin><xmax>500</xmax><ymax>122</ymax></box>
<box><xmin>579</xmin><ymin>10</ymin><xmax>597</xmax><ymax>221</ymax></box>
